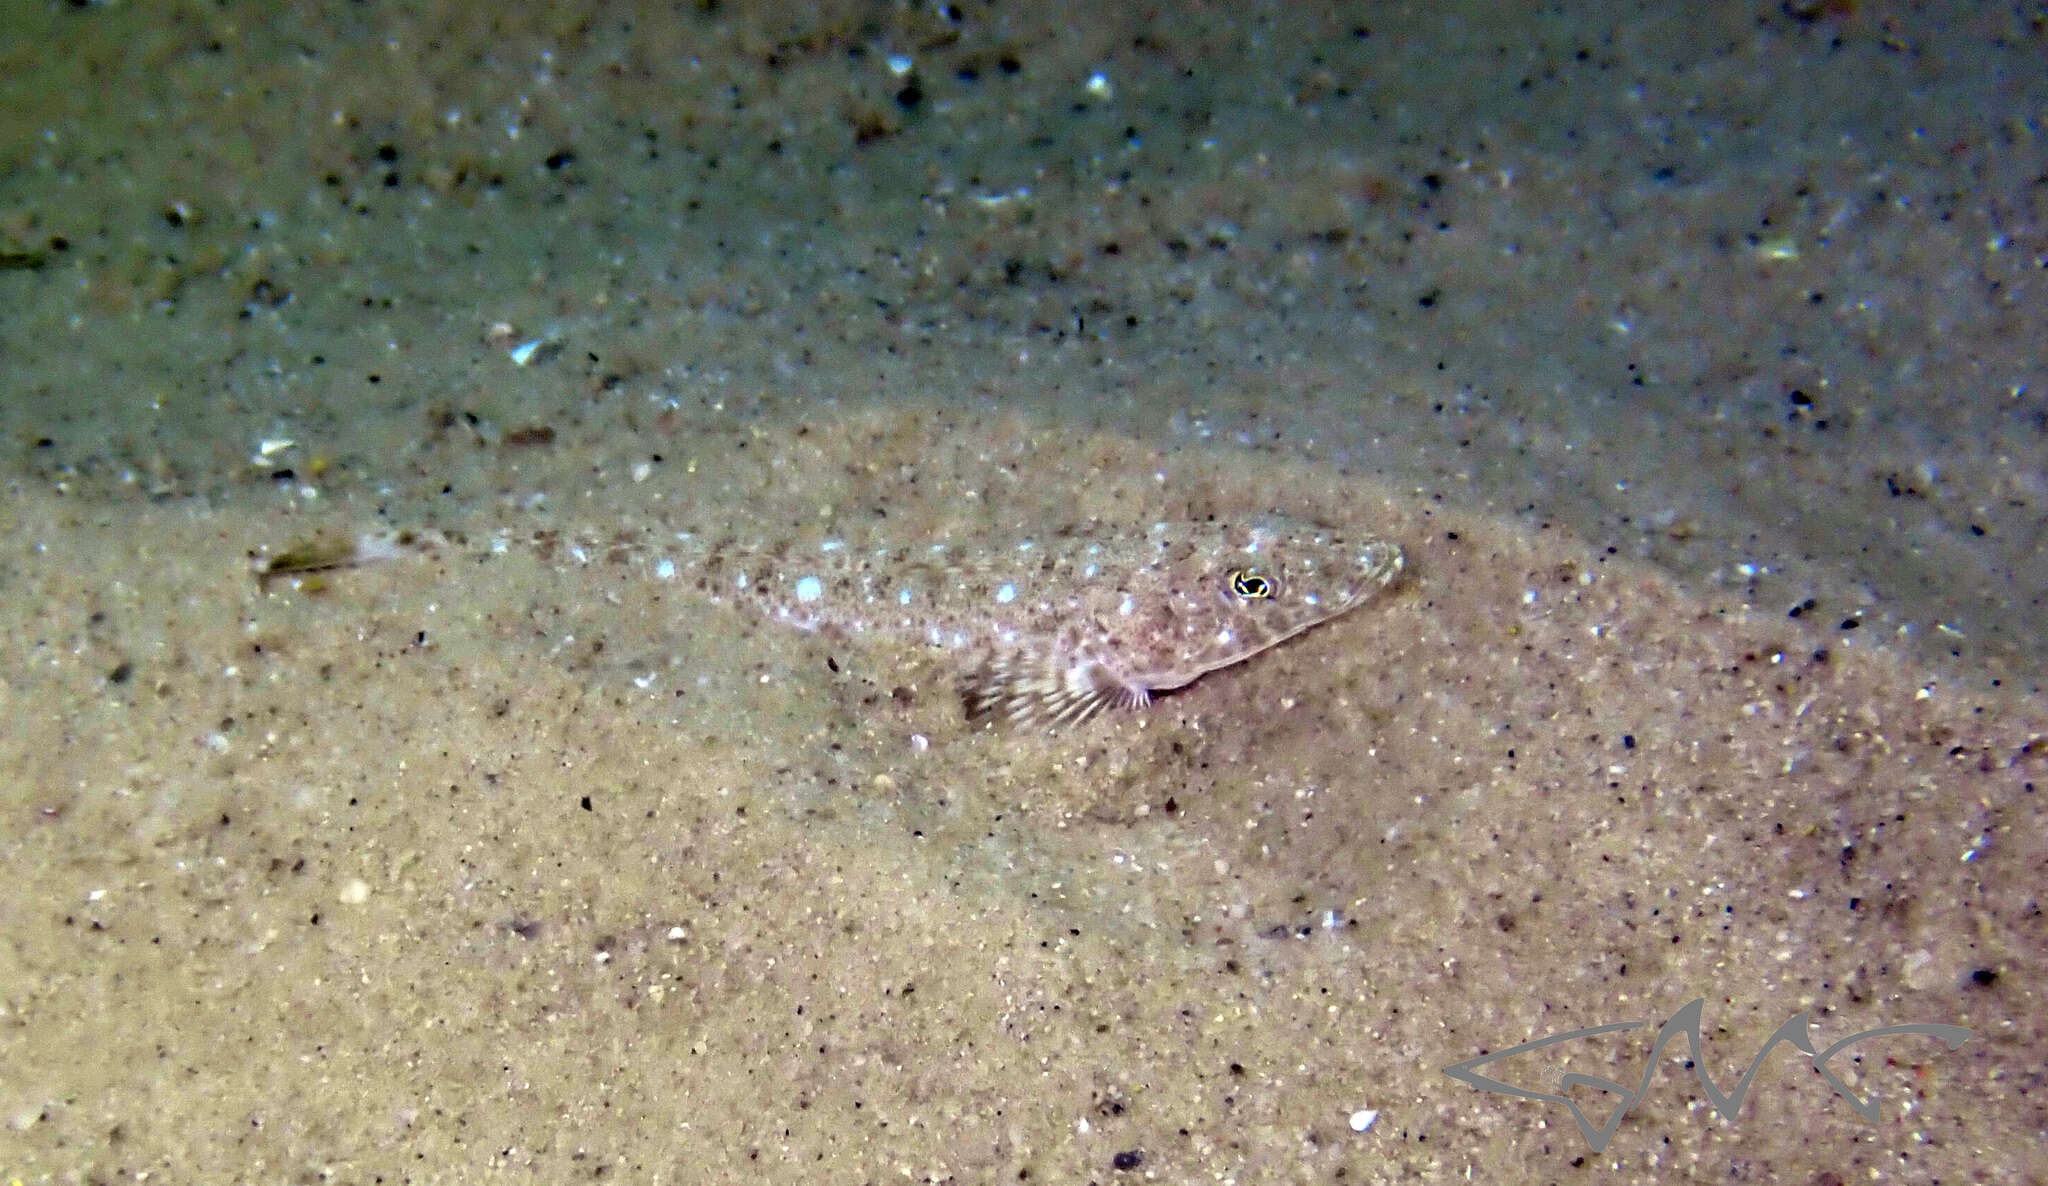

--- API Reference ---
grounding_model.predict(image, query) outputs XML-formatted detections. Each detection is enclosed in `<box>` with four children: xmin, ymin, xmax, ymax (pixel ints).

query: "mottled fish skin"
<box><xmin>390</xmin><ymin>514</ymin><xmax>1402</xmax><ymax>728</ymax></box>
<box><xmin>646</xmin><ymin>515</ymin><xmax>1404</xmax><ymax>728</ymax></box>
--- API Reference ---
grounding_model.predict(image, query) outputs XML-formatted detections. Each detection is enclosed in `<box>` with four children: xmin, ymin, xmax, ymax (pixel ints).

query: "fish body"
<box><xmin>284</xmin><ymin>514</ymin><xmax>1404</xmax><ymax>729</ymax></box>
<box><xmin>659</xmin><ymin>516</ymin><xmax>1403</xmax><ymax>727</ymax></box>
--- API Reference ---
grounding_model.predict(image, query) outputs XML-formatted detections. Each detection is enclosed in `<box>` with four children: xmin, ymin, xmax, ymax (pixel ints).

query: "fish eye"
<box><xmin>1227</xmin><ymin>568</ymin><xmax>1274</xmax><ymax>599</ymax></box>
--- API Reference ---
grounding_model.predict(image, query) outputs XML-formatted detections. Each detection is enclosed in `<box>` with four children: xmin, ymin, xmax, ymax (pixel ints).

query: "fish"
<box><xmin>651</xmin><ymin>515</ymin><xmax>1404</xmax><ymax>728</ymax></box>
<box><xmin>267</xmin><ymin>514</ymin><xmax>1404</xmax><ymax>729</ymax></box>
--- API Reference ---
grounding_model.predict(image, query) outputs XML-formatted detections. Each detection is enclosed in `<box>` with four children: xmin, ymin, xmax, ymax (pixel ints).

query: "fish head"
<box><xmin>1138</xmin><ymin>516</ymin><xmax>1405</xmax><ymax>688</ymax></box>
<box><xmin>963</xmin><ymin>514</ymin><xmax>1405</xmax><ymax>728</ymax></box>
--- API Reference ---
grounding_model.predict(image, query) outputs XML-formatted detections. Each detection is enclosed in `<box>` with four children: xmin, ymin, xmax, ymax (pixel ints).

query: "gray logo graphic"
<box><xmin>1443</xmin><ymin>998</ymin><xmax>1971</xmax><ymax>1152</ymax></box>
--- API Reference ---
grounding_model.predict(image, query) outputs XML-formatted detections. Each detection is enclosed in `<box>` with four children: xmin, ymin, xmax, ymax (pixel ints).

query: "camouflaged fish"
<box><xmin>271</xmin><ymin>515</ymin><xmax>1404</xmax><ymax>728</ymax></box>
<box><xmin>651</xmin><ymin>515</ymin><xmax>1404</xmax><ymax>727</ymax></box>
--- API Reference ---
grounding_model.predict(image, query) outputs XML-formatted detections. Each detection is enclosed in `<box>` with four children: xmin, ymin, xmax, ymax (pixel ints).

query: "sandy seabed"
<box><xmin>1</xmin><ymin>1</ymin><xmax>2043</xmax><ymax>1182</ymax></box>
<box><xmin>3</xmin><ymin>405</ymin><xmax>2041</xmax><ymax>1182</ymax></box>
